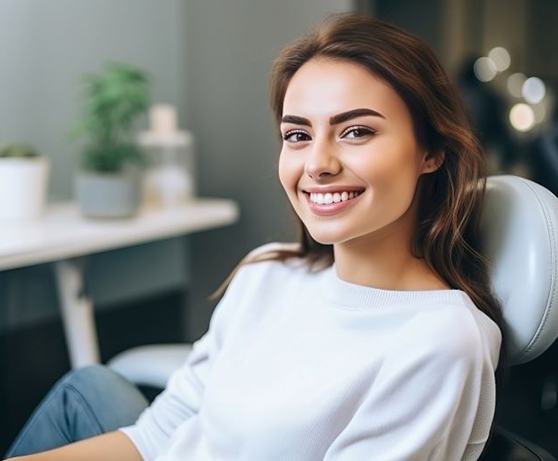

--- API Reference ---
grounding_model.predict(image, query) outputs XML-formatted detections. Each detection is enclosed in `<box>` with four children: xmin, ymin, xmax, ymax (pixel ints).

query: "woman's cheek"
<box><xmin>363</xmin><ymin>151</ymin><xmax>418</xmax><ymax>217</ymax></box>
<box><xmin>277</xmin><ymin>151</ymin><xmax>290</xmax><ymax>192</ymax></box>
<box><xmin>278</xmin><ymin>152</ymin><xmax>299</xmax><ymax>202</ymax></box>
<box><xmin>382</xmin><ymin>166</ymin><xmax>420</xmax><ymax>218</ymax></box>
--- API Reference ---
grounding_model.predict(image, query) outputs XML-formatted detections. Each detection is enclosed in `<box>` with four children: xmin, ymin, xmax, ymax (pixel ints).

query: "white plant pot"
<box><xmin>0</xmin><ymin>157</ymin><xmax>49</xmax><ymax>220</ymax></box>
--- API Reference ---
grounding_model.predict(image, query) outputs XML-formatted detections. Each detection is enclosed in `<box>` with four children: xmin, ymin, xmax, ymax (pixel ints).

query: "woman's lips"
<box><xmin>302</xmin><ymin>191</ymin><xmax>364</xmax><ymax>216</ymax></box>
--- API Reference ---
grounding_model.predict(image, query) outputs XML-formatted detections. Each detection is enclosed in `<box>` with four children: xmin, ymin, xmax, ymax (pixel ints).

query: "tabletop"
<box><xmin>0</xmin><ymin>198</ymin><xmax>239</xmax><ymax>270</ymax></box>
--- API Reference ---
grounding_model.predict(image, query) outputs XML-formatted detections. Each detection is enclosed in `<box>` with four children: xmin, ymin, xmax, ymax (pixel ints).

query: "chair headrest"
<box><xmin>481</xmin><ymin>175</ymin><xmax>558</xmax><ymax>365</ymax></box>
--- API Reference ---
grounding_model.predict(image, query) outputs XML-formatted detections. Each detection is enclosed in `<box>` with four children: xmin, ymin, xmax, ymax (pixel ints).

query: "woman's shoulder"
<box><xmin>214</xmin><ymin>241</ymin><xmax>309</xmax><ymax>304</ymax></box>
<box><xmin>229</xmin><ymin>241</ymin><xmax>306</xmax><ymax>285</ymax></box>
<box><xmin>404</xmin><ymin>296</ymin><xmax>501</xmax><ymax>367</ymax></box>
<box><xmin>243</xmin><ymin>241</ymin><xmax>302</xmax><ymax>261</ymax></box>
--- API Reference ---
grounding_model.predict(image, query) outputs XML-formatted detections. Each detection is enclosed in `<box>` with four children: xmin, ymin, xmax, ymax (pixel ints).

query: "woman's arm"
<box><xmin>5</xmin><ymin>431</ymin><xmax>142</xmax><ymax>461</ymax></box>
<box><xmin>6</xmin><ymin>246</ymin><xmax>269</xmax><ymax>461</ymax></box>
<box><xmin>115</xmin><ymin>253</ymin><xmax>268</xmax><ymax>459</ymax></box>
<box><xmin>324</xmin><ymin>308</ymin><xmax>501</xmax><ymax>461</ymax></box>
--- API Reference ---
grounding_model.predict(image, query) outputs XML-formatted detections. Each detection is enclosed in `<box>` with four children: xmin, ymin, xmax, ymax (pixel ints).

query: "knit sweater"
<box><xmin>119</xmin><ymin>242</ymin><xmax>502</xmax><ymax>461</ymax></box>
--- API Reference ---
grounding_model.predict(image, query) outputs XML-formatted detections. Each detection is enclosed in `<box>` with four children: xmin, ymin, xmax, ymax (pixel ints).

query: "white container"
<box><xmin>138</xmin><ymin>104</ymin><xmax>196</xmax><ymax>208</ymax></box>
<box><xmin>141</xmin><ymin>140</ymin><xmax>195</xmax><ymax>207</ymax></box>
<box><xmin>0</xmin><ymin>156</ymin><xmax>49</xmax><ymax>220</ymax></box>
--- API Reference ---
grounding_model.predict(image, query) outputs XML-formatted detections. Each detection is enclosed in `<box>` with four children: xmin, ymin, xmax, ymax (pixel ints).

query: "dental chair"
<box><xmin>108</xmin><ymin>175</ymin><xmax>558</xmax><ymax>460</ymax></box>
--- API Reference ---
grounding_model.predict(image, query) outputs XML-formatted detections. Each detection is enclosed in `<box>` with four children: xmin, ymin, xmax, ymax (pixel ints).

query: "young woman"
<box><xmin>5</xmin><ymin>13</ymin><xmax>504</xmax><ymax>461</ymax></box>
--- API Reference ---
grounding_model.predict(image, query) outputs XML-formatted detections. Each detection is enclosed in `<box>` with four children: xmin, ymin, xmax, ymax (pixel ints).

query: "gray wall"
<box><xmin>0</xmin><ymin>0</ymin><xmax>189</xmax><ymax>333</ymax></box>
<box><xmin>0</xmin><ymin>0</ymin><xmax>354</xmax><ymax>341</ymax></box>
<box><xmin>181</xmin><ymin>0</ymin><xmax>353</xmax><ymax>339</ymax></box>
<box><xmin>0</xmin><ymin>0</ymin><xmax>186</xmax><ymax>200</ymax></box>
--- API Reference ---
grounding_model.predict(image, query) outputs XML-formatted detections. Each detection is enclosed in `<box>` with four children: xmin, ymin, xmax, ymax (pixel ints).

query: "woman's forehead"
<box><xmin>282</xmin><ymin>58</ymin><xmax>407</xmax><ymax>122</ymax></box>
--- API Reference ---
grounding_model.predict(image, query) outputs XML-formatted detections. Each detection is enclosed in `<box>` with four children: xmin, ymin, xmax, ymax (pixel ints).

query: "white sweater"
<box><xmin>119</xmin><ymin>242</ymin><xmax>502</xmax><ymax>461</ymax></box>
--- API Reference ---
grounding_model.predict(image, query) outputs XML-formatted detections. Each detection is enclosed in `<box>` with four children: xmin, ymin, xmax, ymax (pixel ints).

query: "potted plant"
<box><xmin>0</xmin><ymin>143</ymin><xmax>49</xmax><ymax>220</ymax></box>
<box><xmin>72</xmin><ymin>62</ymin><xmax>150</xmax><ymax>218</ymax></box>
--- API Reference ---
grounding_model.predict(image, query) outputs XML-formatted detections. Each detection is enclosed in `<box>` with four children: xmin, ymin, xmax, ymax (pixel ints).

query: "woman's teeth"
<box><xmin>309</xmin><ymin>191</ymin><xmax>362</xmax><ymax>205</ymax></box>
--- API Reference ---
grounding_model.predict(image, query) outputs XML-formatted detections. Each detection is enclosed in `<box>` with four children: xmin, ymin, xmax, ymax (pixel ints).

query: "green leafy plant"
<box><xmin>0</xmin><ymin>143</ymin><xmax>40</xmax><ymax>158</ymax></box>
<box><xmin>71</xmin><ymin>62</ymin><xmax>150</xmax><ymax>173</ymax></box>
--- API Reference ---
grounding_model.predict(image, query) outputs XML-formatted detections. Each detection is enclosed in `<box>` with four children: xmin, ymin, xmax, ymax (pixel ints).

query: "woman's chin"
<box><xmin>304</xmin><ymin>225</ymin><xmax>352</xmax><ymax>246</ymax></box>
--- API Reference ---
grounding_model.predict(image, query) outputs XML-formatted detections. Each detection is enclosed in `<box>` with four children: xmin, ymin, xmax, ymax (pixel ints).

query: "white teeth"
<box><xmin>309</xmin><ymin>191</ymin><xmax>362</xmax><ymax>205</ymax></box>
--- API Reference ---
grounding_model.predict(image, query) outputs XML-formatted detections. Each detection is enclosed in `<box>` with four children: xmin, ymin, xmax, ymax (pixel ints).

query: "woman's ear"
<box><xmin>421</xmin><ymin>150</ymin><xmax>445</xmax><ymax>174</ymax></box>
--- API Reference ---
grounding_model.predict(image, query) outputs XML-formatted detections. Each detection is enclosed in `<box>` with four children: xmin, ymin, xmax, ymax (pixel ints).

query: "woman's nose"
<box><xmin>304</xmin><ymin>140</ymin><xmax>341</xmax><ymax>179</ymax></box>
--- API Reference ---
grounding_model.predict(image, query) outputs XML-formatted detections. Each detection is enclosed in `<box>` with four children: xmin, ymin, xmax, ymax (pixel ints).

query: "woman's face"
<box><xmin>278</xmin><ymin>57</ymin><xmax>440</xmax><ymax>246</ymax></box>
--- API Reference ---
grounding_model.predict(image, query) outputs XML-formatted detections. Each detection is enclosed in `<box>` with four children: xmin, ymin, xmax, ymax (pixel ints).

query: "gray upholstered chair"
<box><xmin>108</xmin><ymin>175</ymin><xmax>558</xmax><ymax>460</ymax></box>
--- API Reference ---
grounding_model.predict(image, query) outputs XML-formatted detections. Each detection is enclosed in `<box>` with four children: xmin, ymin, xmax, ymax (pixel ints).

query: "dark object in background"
<box><xmin>529</xmin><ymin>124</ymin><xmax>558</xmax><ymax>197</ymax></box>
<box><xmin>479</xmin><ymin>427</ymin><xmax>555</xmax><ymax>460</ymax></box>
<box><xmin>0</xmin><ymin>289</ymin><xmax>185</xmax><ymax>457</ymax></box>
<box><xmin>457</xmin><ymin>56</ymin><xmax>518</xmax><ymax>172</ymax></box>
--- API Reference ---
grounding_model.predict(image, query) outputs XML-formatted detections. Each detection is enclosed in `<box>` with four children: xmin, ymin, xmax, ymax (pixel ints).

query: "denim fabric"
<box><xmin>5</xmin><ymin>364</ymin><xmax>149</xmax><ymax>458</ymax></box>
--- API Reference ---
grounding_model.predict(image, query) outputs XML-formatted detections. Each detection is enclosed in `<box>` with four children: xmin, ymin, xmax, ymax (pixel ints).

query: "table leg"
<box><xmin>54</xmin><ymin>259</ymin><xmax>100</xmax><ymax>369</ymax></box>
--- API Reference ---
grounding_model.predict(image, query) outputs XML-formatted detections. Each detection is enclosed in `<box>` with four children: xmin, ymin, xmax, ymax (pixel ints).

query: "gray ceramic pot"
<box><xmin>75</xmin><ymin>169</ymin><xmax>142</xmax><ymax>218</ymax></box>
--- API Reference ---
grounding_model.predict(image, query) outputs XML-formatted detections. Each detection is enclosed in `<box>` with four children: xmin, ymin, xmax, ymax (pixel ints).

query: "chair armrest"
<box><xmin>107</xmin><ymin>343</ymin><xmax>192</xmax><ymax>388</ymax></box>
<box><xmin>480</xmin><ymin>426</ymin><xmax>556</xmax><ymax>461</ymax></box>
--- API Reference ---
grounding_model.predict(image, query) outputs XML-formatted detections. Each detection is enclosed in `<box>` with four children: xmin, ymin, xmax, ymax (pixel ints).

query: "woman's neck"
<box><xmin>332</xmin><ymin>213</ymin><xmax>449</xmax><ymax>292</ymax></box>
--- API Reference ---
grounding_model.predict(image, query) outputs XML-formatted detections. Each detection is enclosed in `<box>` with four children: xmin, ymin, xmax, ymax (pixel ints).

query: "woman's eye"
<box><xmin>342</xmin><ymin>127</ymin><xmax>376</xmax><ymax>139</ymax></box>
<box><xmin>283</xmin><ymin>131</ymin><xmax>311</xmax><ymax>143</ymax></box>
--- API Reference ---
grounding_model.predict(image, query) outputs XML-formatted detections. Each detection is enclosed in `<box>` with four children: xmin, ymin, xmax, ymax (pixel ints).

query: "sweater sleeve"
<box><xmin>323</xmin><ymin>308</ymin><xmax>500</xmax><ymax>461</ymax></box>
<box><xmin>117</xmin><ymin>258</ymin><xmax>254</xmax><ymax>460</ymax></box>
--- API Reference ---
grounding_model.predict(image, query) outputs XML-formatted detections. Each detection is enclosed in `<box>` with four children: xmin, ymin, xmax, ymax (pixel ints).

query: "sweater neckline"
<box><xmin>319</xmin><ymin>263</ymin><xmax>467</xmax><ymax>309</ymax></box>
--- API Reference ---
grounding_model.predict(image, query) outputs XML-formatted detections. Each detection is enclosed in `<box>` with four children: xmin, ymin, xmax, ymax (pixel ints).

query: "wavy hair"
<box><xmin>210</xmin><ymin>11</ymin><xmax>507</xmax><ymax>395</ymax></box>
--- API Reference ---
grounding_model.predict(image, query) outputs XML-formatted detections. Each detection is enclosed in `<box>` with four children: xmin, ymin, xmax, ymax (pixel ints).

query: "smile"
<box><xmin>302</xmin><ymin>190</ymin><xmax>364</xmax><ymax>216</ymax></box>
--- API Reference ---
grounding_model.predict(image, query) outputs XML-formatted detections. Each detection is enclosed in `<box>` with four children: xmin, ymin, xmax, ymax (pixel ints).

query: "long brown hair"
<box><xmin>210</xmin><ymin>12</ymin><xmax>506</xmax><ymax>383</ymax></box>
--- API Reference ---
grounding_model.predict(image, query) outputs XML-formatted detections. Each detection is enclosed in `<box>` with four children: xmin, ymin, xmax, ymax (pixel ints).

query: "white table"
<box><xmin>0</xmin><ymin>198</ymin><xmax>239</xmax><ymax>369</ymax></box>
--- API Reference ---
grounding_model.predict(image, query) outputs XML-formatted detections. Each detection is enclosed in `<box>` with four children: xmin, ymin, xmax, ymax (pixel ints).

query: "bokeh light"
<box><xmin>522</xmin><ymin>77</ymin><xmax>546</xmax><ymax>104</ymax></box>
<box><xmin>507</xmin><ymin>73</ymin><xmax>526</xmax><ymax>98</ymax></box>
<box><xmin>474</xmin><ymin>57</ymin><xmax>498</xmax><ymax>82</ymax></box>
<box><xmin>488</xmin><ymin>46</ymin><xmax>511</xmax><ymax>72</ymax></box>
<box><xmin>509</xmin><ymin>103</ymin><xmax>535</xmax><ymax>132</ymax></box>
<box><xmin>532</xmin><ymin>103</ymin><xmax>547</xmax><ymax>124</ymax></box>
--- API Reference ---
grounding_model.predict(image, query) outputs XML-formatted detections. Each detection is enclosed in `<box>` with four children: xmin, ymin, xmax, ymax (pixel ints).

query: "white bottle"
<box><xmin>138</xmin><ymin>104</ymin><xmax>196</xmax><ymax>208</ymax></box>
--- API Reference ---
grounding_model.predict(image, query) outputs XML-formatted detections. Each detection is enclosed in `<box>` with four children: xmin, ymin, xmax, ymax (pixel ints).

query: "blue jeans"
<box><xmin>5</xmin><ymin>365</ymin><xmax>149</xmax><ymax>458</ymax></box>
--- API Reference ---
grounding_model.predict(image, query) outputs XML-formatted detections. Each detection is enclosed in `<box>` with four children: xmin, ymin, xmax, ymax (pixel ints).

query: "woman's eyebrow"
<box><xmin>281</xmin><ymin>108</ymin><xmax>385</xmax><ymax>126</ymax></box>
<box><xmin>281</xmin><ymin>115</ymin><xmax>311</xmax><ymax>126</ymax></box>
<box><xmin>330</xmin><ymin>108</ymin><xmax>385</xmax><ymax>124</ymax></box>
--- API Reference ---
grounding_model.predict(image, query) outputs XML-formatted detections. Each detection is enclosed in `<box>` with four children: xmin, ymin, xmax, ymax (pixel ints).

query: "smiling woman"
<box><xmin>210</xmin><ymin>12</ymin><xmax>504</xmax><ymax>460</ymax></box>
<box><xmin>278</xmin><ymin>58</ymin><xmax>443</xmax><ymax>261</ymax></box>
<box><xmin>4</xmin><ymin>12</ymin><xmax>504</xmax><ymax>461</ymax></box>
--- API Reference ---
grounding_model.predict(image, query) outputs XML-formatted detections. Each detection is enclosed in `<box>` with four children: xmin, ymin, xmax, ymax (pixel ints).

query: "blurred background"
<box><xmin>1</xmin><ymin>0</ymin><xmax>557</xmax><ymax>457</ymax></box>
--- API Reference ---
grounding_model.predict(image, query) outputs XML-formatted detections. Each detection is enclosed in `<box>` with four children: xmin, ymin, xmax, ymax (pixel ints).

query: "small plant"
<box><xmin>0</xmin><ymin>143</ymin><xmax>40</xmax><ymax>159</ymax></box>
<box><xmin>72</xmin><ymin>62</ymin><xmax>150</xmax><ymax>173</ymax></box>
